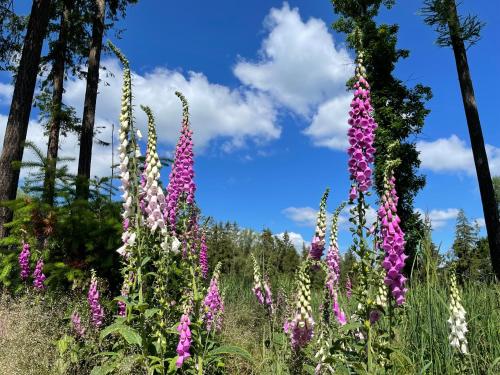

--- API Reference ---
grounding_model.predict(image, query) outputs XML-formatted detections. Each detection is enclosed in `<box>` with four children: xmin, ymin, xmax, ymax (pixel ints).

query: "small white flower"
<box><xmin>171</xmin><ymin>237</ymin><xmax>181</xmax><ymax>253</ymax></box>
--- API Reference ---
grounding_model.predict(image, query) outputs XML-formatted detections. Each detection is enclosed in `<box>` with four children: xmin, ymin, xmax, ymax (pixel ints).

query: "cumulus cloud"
<box><xmin>63</xmin><ymin>59</ymin><xmax>280</xmax><ymax>153</ymax></box>
<box><xmin>276</xmin><ymin>231</ymin><xmax>310</xmax><ymax>250</ymax></box>
<box><xmin>304</xmin><ymin>94</ymin><xmax>351</xmax><ymax>150</ymax></box>
<box><xmin>0</xmin><ymin>54</ymin><xmax>283</xmax><ymax>182</ymax></box>
<box><xmin>282</xmin><ymin>206</ymin><xmax>318</xmax><ymax>227</ymax></box>
<box><xmin>282</xmin><ymin>204</ymin><xmax>374</xmax><ymax>230</ymax></box>
<box><xmin>416</xmin><ymin>208</ymin><xmax>460</xmax><ymax>229</ymax></box>
<box><xmin>417</xmin><ymin>135</ymin><xmax>500</xmax><ymax>176</ymax></box>
<box><xmin>0</xmin><ymin>113</ymin><xmax>113</xmax><ymax>180</ymax></box>
<box><xmin>234</xmin><ymin>2</ymin><xmax>353</xmax><ymax>117</ymax></box>
<box><xmin>0</xmin><ymin>82</ymin><xmax>12</xmax><ymax>104</ymax></box>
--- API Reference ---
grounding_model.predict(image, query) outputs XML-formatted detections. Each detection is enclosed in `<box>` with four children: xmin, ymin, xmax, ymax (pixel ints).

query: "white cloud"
<box><xmin>63</xmin><ymin>59</ymin><xmax>280</xmax><ymax>153</ymax></box>
<box><xmin>234</xmin><ymin>2</ymin><xmax>353</xmax><ymax>117</ymax></box>
<box><xmin>282</xmin><ymin>203</ymin><xmax>373</xmax><ymax>230</ymax></box>
<box><xmin>416</xmin><ymin>208</ymin><xmax>460</xmax><ymax>229</ymax></box>
<box><xmin>0</xmin><ymin>82</ymin><xmax>12</xmax><ymax>104</ymax></box>
<box><xmin>417</xmin><ymin>135</ymin><xmax>500</xmax><ymax>175</ymax></box>
<box><xmin>475</xmin><ymin>218</ymin><xmax>485</xmax><ymax>228</ymax></box>
<box><xmin>1</xmin><ymin>55</ymin><xmax>283</xmax><ymax>183</ymax></box>
<box><xmin>304</xmin><ymin>94</ymin><xmax>351</xmax><ymax>150</ymax></box>
<box><xmin>0</xmin><ymin>114</ymin><xmax>113</xmax><ymax>180</ymax></box>
<box><xmin>282</xmin><ymin>206</ymin><xmax>318</xmax><ymax>227</ymax></box>
<box><xmin>276</xmin><ymin>231</ymin><xmax>310</xmax><ymax>250</ymax></box>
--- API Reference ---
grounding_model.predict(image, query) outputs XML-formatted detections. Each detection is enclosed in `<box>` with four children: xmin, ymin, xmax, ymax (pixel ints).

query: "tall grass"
<box><xmin>0</xmin><ymin>269</ymin><xmax>498</xmax><ymax>374</ymax></box>
<box><xmin>221</xmin><ymin>274</ymin><xmax>500</xmax><ymax>374</ymax></box>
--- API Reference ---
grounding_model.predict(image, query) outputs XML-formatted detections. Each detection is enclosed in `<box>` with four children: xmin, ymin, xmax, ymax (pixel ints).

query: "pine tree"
<box><xmin>0</xmin><ymin>0</ymin><xmax>52</xmax><ymax>238</ymax></box>
<box><xmin>452</xmin><ymin>209</ymin><xmax>478</xmax><ymax>282</ymax></box>
<box><xmin>422</xmin><ymin>0</ymin><xmax>500</xmax><ymax>280</ymax></box>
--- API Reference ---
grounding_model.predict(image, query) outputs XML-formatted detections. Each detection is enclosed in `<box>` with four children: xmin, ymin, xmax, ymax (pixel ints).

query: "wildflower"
<box><xmin>18</xmin><ymin>242</ymin><xmax>31</xmax><ymax>280</ymax></box>
<box><xmin>71</xmin><ymin>311</ymin><xmax>86</xmax><ymax>338</ymax></box>
<box><xmin>333</xmin><ymin>300</ymin><xmax>347</xmax><ymax>325</ymax></box>
<box><xmin>346</xmin><ymin>276</ymin><xmax>352</xmax><ymax>299</ymax></box>
<box><xmin>326</xmin><ymin>202</ymin><xmax>347</xmax><ymax>325</ymax></box>
<box><xmin>370</xmin><ymin>274</ymin><xmax>388</xmax><ymax>324</ymax></box>
<box><xmin>140</xmin><ymin>106</ymin><xmax>167</xmax><ymax>233</ymax></box>
<box><xmin>203</xmin><ymin>263</ymin><xmax>224</xmax><ymax>331</ymax></box>
<box><xmin>379</xmin><ymin>172</ymin><xmax>408</xmax><ymax>305</ymax></box>
<box><xmin>199</xmin><ymin>231</ymin><xmax>209</xmax><ymax>279</ymax></box>
<box><xmin>251</xmin><ymin>254</ymin><xmax>265</xmax><ymax>305</ymax></box>
<box><xmin>87</xmin><ymin>270</ymin><xmax>105</xmax><ymax>328</ymax></box>
<box><xmin>33</xmin><ymin>258</ymin><xmax>46</xmax><ymax>290</ymax></box>
<box><xmin>309</xmin><ymin>188</ymin><xmax>329</xmax><ymax>260</ymax></box>
<box><xmin>263</xmin><ymin>276</ymin><xmax>274</xmax><ymax>313</ymax></box>
<box><xmin>118</xmin><ymin>278</ymin><xmax>130</xmax><ymax>317</ymax></box>
<box><xmin>347</xmin><ymin>53</ymin><xmax>377</xmax><ymax>193</ymax></box>
<box><xmin>448</xmin><ymin>272</ymin><xmax>468</xmax><ymax>354</ymax></box>
<box><xmin>176</xmin><ymin>313</ymin><xmax>192</xmax><ymax>367</ymax></box>
<box><xmin>165</xmin><ymin>92</ymin><xmax>196</xmax><ymax>232</ymax></box>
<box><xmin>325</xmin><ymin>202</ymin><xmax>345</xmax><ymax>296</ymax></box>
<box><xmin>288</xmin><ymin>265</ymin><xmax>314</xmax><ymax>349</ymax></box>
<box><xmin>110</xmin><ymin>43</ymin><xmax>135</xmax><ymax>257</ymax></box>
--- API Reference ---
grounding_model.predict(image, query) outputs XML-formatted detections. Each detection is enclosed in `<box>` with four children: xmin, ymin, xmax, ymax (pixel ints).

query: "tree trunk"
<box><xmin>43</xmin><ymin>0</ymin><xmax>71</xmax><ymax>206</ymax></box>
<box><xmin>0</xmin><ymin>0</ymin><xmax>52</xmax><ymax>238</ymax></box>
<box><xmin>76</xmin><ymin>0</ymin><xmax>105</xmax><ymax>200</ymax></box>
<box><xmin>447</xmin><ymin>0</ymin><xmax>500</xmax><ymax>280</ymax></box>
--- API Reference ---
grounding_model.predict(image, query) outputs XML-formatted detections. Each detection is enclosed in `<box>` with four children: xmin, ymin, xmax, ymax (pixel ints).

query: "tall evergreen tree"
<box><xmin>331</xmin><ymin>0</ymin><xmax>432</xmax><ymax>271</ymax></box>
<box><xmin>76</xmin><ymin>0</ymin><xmax>105</xmax><ymax>200</ymax></box>
<box><xmin>422</xmin><ymin>0</ymin><xmax>500</xmax><ymax>280</ymax></box>
<box><xmin>75</xmin><ymin>0</ymin><xmax>138</xmax><ymax>200</ymax></box>
<box><xmin>452</xmin><ymin>209</ymin><xmax>478</xmax><ymax>282</ymax></box>
<box><xmin>0</xmin><ymin>0</ymin><xmax>52</xmax><ymax>238</ymax></box>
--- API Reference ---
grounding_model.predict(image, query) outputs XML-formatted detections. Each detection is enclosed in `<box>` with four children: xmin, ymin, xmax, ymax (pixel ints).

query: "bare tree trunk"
<box><xmin>447</xmin><ymin>0</ymin><xmax>500</xmax><ymax>280</ymax></box>
<box><xmin>76</xmin><ymin>0</ymin><xmax>105</xmax><ymax>200</ymax></box>
<box><xmin>43</xmin><ymin>0</ymin><xmax>71</xmax><ymax>206</ymax></box>
<box><xmin>0</xmin><ymin>0</ymin><xmax>52</xmax><ymax>238</ymax></box>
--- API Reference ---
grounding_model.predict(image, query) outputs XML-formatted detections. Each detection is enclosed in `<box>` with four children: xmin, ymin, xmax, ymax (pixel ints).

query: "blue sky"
<box><xmin>0</xmin><ymin>1</ymin><xmax>498</xmax><ymax>253</ymax></box>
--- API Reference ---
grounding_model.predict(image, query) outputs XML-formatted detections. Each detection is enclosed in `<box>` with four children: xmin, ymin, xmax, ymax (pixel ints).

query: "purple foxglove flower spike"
<box><xmin>19</xmin><ymin>242</ymin><xmax>31</xmax><ymax>280</ymax></box>
<box><xmin>203</xmin><ymin>263</ymin><xmax>224</xmax><ymax>331</ymax></box>
<box><xmin>165</xmin><ymin>92</ymin><xmax>196</xmax><ymax>232</ymax></box>
<box><xmin>378</xmin><ymin>171</ymin><xmax>408</xmax><ymax>305</ymax></box>
<box><xmin>251</xmin><ymin>254</ymin><xmax>265</xmax><ymax>305</ymax></box>
<box><xmin>347</xmin><ymin>54</ymin><xmax>377</xmax><ymax>193</ymax></box>
<box><xmin>309</xmin><ymin>188</ymin><xmax>329</xmax><ymax>260</ymax></box>
<box><xmin>176</xmin><ymin>313</ymin><xmax>192</xmax><ymax>367</ymax></box>
<box><xmin>33</xmin><ymin>258</ymin><xmax>46</xmax><ymax>290</ymax></box>
<box><xmin>71</xmin><ymin>311</ymin><xmax>86</xmax><ymax>338</ymax></box>
<box><xmin>87</xmin><ymin>270</ymin><xmax>105</xmax><ymax>328</ymax></box>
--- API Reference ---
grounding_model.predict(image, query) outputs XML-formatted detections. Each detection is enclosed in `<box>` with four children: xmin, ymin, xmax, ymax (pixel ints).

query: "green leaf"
<box><xmin>99</xmin><ymin>323</ymin><xmax>142</xmax><ymax>346</ymax></box>
<box><xmin>207</xmin><ymin>345</ymin><xmax>254</xmax><ymax>364</ymax></box>
<box><xmin>90</xmin><ymin>362</ymin><xmax>116</xmax><ymax>375</ymax></box>
<box><xmin>145</xmin><ymin>308</ymin><xmax>160</xmax><ymax>319</ymax></box>
<box><xmin>119</xmin><ymin>326</ymin><xmax>143</xmax><ymax>346</ymax></box>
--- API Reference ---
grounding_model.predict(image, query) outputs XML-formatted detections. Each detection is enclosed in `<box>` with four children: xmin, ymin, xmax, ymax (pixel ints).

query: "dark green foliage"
<box><xmin>0</xmin><ymin>0</ymin><xmax>26</xmax><ymax>71</ymax></box>
<box><xmin>206</xmin><ymin>222</ymin><xmax>300</xmax><ymax>283</ymax></box>
<box><xmin>452</xmin><ymin>209</ymin><xmax>494</xmax><ymax>282</ymax></box>
<box><xmin>421</xmin><ymin>0</ymin><xmax>485</xmax><ymax>47</ymax></box>
<box><xmin>493</xmin><ymin>176</ymin><xmax>500</xmax><ymax>210</ymax></box>
<box><xmin>331</xmin><ymin>0</ymin><xmax>432</xmax><ymax>271</ymax></box>
<box><xmin>0</xmin><ymin>143</ymin><xmax>122</xmax><ymax>291</ymax></box>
